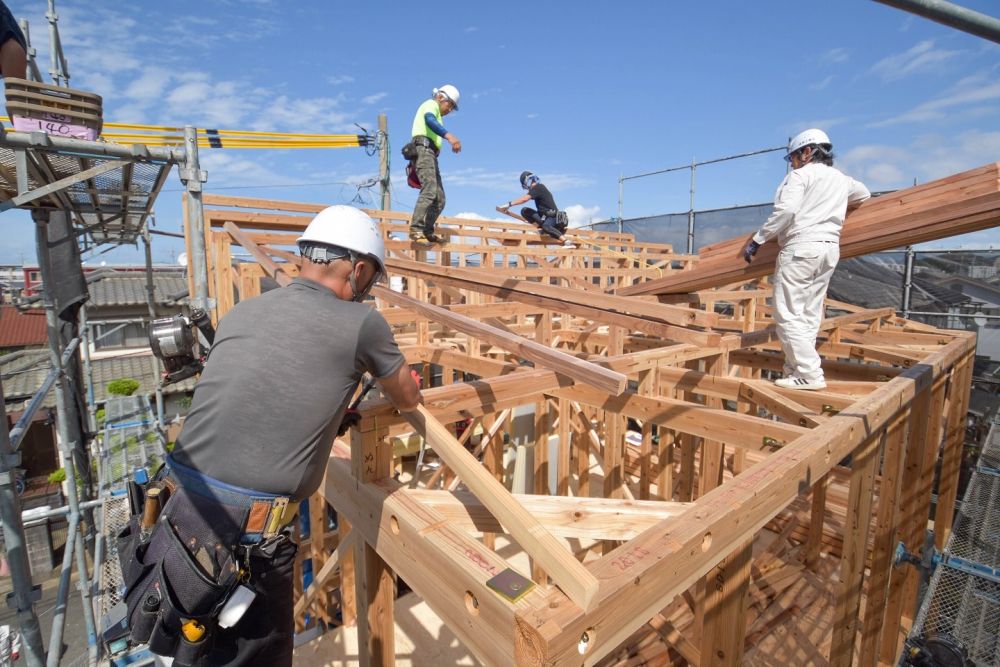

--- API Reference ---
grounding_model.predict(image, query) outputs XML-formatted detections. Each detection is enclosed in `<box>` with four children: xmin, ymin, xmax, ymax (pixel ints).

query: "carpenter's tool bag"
<box><xmin>117</xmin><ymin>458</ymin><xmax>291</xmax><ymax>665</ymax></box>
<box><xmin>555</xmin><ymin>210</ymin><xmax>569</xmax><ymax>233</ymax></box>
<box><xmin>405</xmin><ymin>161</ymin><xmax>421</xmax><ymax>189</ymax></box>
<box><xmin>401</xmin><ymin>141</ymin><xmax>417</xmax><ymax>161</ymax></box>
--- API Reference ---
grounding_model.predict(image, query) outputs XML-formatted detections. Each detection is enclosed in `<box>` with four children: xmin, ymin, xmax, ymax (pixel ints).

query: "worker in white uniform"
<box><xmin>743</xmin><ymin>129</ymin><xmax>871</xmax><ymax>390</ymax></box>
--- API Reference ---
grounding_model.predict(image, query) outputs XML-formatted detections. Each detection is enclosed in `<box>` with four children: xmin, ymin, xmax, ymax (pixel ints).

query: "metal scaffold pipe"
<box><xmin>874</xmin><ymin>0</ymin><xmax>1000</xmax><ymax>45</ymax></box>
<box><xmin>0</xmin><ymin>379</ymin><xmax>46</xmax><ymax>666</ymax></box>
<box><xmin>182</xmin><ymin>126</ymin><xmax>210</xmax><ymax>313</ymax></box>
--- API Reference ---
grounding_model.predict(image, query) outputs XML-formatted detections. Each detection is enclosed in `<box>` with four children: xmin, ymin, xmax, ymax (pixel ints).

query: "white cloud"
<box><xmin>839</xmin><ymin>130</ymin><xmax>1000</xmax><ymax>190</ymax></box>
<box><xmin>464</xmin><ymin>26</ymin><xmax>478</xmax><ymax>33</ymax></box>
<box><xmin>822</xmin><ymin>48</ymin><xmax>850</xmax><ymax>64</ymax></box>
<box><xmin>526</xmin><ymin>113</ymin><xmax>538</xmax><ymax>119</ymax></box>
<box><xmin>809</xmin><ymin>75</ymin><xmax>834</xmax><ymax>91</ymax></box>
<box><xmin>454</xmin><ymin>212</ymin><xmax>492</xmax><ymax>220</ymax></box>
<box><xmin>564</xmin><ymin>204</ymin><xmax>601</xmax><ymax>228</ymax></box>
<box><xmin>327</xmin><ymin>75</ymin><xmax>355</xmax><ymax>86</ymax></box>
<box><xmin>362</xmin><ymin>92</ymin><xmax>388</xmax><ymax>105</ymax></box>
<box><xmin>870</xmin><ymin>40</ymin><xmax>962</xmax><ymax>81</ymax></box>
<box><xmin>869</xmin><ymin>76</ymin><xmax>1000</xmax><ymax>128</ymax></box>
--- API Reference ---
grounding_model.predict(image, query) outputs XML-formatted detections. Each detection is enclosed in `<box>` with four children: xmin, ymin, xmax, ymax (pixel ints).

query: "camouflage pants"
<box><xmin>411</xmin><ymin>144</ymin><xmax>445</xmax><ymax>234</ymax></box>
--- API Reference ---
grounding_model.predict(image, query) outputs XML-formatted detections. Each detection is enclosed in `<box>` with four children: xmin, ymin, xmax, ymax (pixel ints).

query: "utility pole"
<box><xmin>378</xmin><ymin>114</ymin><xmax>390</xmax><ymax>212</ymax></box>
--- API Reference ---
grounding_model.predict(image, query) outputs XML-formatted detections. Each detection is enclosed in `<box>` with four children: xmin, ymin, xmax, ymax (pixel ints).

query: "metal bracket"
<box><xmin>6</xmin><ymin>585</ymin><xmax>43</xmax><ymax>608</ymax></box>
<box><xmin>178</xmin><ymin>168</ymin><xmax>208</xmax><ymax>184</ymax></box>
<box><xmin>762</xmin><ymin>436</ymin><xmax>780</xmax><ymax>448</ymax></box>
<box><xmin>821</xmin><ymin>404</ymin><xmax>840</xmax><ymax>415</ymax></box>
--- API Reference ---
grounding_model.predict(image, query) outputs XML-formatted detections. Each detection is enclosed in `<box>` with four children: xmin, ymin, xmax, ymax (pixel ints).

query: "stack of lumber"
<box><xmin>617</xmin><ymin>162</ymin><xmax>1000</xmax><ymax>295</ymax></box>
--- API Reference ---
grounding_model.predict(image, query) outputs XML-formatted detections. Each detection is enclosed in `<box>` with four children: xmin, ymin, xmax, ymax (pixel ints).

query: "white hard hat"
<box><xmin>297</xmin><ymin>205</ymin><xmax>386</xmax><ymax>279</ymax></box>
<box><xmin>786</xmin><ymin>128</ymin><xmax>832</xmax><ymax>159</ymax></box>
<box><xmin>434</xmin><ymin>84</ymin><xmax>460</xmax><ymax>110</ymax></box>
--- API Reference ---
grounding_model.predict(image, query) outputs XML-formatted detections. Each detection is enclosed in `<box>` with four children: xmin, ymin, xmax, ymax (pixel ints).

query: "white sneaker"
<box><xmin>774</xmin><ymin>376</ymin><xmax>827</xmax><ymax>391</ymax></box>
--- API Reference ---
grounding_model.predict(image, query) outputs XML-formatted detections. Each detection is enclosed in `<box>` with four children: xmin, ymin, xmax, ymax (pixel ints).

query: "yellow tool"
<box><xmin>181</xmin><ymin>619</ymin><xmax>206</xmax><ymax>642</ymax></box>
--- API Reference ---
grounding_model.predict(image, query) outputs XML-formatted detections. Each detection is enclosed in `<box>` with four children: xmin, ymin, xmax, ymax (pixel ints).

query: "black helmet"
<box><xmin>520</xmin><ymin>171</ymin><xmax>538</xmax><ymax>190</ymax></box>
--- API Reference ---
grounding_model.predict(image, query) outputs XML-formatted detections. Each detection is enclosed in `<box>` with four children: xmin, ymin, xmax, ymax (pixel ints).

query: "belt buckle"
<box><xmin>263</xmin><ymin>497</ymin><xmax>289</xmax><ymax>539</ymax></box>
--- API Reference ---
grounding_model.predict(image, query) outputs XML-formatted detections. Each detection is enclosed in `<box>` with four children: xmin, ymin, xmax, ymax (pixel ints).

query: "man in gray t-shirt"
<box><xmin>147</xmin><ymin>206</ymin><xmax>420</xmax><ymax>666</ymax></box>
<box><xmin>172</xmin><ymin>275</ymin><xmax>406</xmax><ymax>499</ymax></box>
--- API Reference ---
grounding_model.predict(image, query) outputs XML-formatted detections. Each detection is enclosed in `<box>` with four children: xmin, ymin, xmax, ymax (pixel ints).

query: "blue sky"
<box><xmin>2</xmin><ymin>0</ymin><xmax>999</xmax><ymax>265</ymax></box>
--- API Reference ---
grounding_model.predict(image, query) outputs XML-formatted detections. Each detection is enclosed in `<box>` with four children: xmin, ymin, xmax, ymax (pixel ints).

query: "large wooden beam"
<box><xmin>404</xmin><ymin>405</ymin><xmax>600</xmax><ymax>612</ymax></box>
<box><xmin>373</xmin><ymin>285</ymin><xmax>627</xmax><ymax>395</ymax></box>
<box><xmin>617</xmin><ymin>162</ymin><xmax>1000</xmax><ymax>295</ymax></box>
<box><xmin>406</xmin><ymin>490</ymin><xmax>691</xmax><ymax>541</ymax></box>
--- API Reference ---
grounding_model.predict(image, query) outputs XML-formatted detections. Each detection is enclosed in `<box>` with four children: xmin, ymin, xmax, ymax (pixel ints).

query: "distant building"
<box><xmin>0</xmin><ymin>305</ymin><xmax>47</xmax><ymax>353</ymax></box>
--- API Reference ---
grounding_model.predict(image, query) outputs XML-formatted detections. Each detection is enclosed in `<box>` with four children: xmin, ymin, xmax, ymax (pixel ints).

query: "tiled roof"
<box><xmin>87</xmin><ymin>271</ymin><xmax>188</xmax><ymax>308</ymax></box>
<box><xmin>0</xmin><ymin>305</ymin><xmax>48</xmax><ymax>348</ymax></box>
<box><xmin>1</xmin><ymin>349</ymin><xmax>196</xmax><ymax>412</ymax></box>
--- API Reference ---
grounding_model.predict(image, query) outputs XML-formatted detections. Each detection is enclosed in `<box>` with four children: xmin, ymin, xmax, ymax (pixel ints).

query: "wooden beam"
<box><xmin>617</xmin><ymin>163</ymin><xmax>1000</xmax><ymax>295</ymax></box>
<box><xmin>373</xmin><ymin>285</ymin><xmax>627</xmax><ymax>395</ymax></box>
<box><xmin>406</xmin><ymin>490</ymin><xmax>691</xmax><ymax>541</ymax></box>
<box><xmin>404</xmin><ymin>405</ymin><xmax>600</xmax><ymax>612</ymax></box>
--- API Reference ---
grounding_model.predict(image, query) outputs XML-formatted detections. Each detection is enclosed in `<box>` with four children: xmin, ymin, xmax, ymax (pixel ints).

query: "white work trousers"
<box><xmin>773</xmin><ymin>241</ymin><xmax>839</xmax><ymax>382</ymax></box>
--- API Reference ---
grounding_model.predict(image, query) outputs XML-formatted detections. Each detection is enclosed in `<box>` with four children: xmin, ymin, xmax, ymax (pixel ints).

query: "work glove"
<box><xmin>743</xmin><ymin>239</ymin><xmax>761</xmax><ymax>264</ymax></box>
<box><xmin>337</xmin><ymin>408</ymin><xmax>361</xmax><ymax>437</ymax></box>
<box><xmin>411</xmin><ymin>369</ymin><xmax>423</xmax><ymax>389</ymax></box>
<box><xmin>498</xmin><ymin>202</ymin><xmax>510</xmax><ymax>212</ymax></box>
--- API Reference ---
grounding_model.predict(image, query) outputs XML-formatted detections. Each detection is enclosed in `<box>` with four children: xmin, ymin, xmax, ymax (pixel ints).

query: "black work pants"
<box><xmin>521</xmin><ymin>207</ymin><xmax>562</xmax><ymax>240</ymax></box>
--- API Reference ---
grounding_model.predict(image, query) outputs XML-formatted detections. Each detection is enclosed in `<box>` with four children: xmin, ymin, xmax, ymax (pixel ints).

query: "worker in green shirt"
<box><xmin>409</xmin><ymin>84</ymin><xmax>462</xmax><ymax>244</ymax></box>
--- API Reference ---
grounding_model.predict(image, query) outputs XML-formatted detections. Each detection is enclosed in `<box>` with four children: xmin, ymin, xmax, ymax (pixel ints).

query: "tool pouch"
<box><xmin>120</xmin><ymin>486</ymin><xmax>243</xmax><ymax>655</ymax></box>
<box><xmin>406</xmin><ymin>161</ymin><xmax>421</xmax><ymax>189</ymax></box>
<box><xmin>401</xmin><ymin>142</ymin><xmax>417</xmax><ymax>161</ymax></box>
<box><xmin>555</xmin><ymin>210</ymin><xmax>569</xmax><ymax>233</ymax></box>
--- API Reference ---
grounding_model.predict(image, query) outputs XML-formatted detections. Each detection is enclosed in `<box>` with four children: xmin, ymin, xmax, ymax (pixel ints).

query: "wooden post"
<box><xmin>307</xmin><ymin>491</ymin><xmax>333</xmax><ymax>626</ymax></box>
<box><xmin>858</xmin><ymin>410</ymin><xmax>910</xmax><ymax>666</ymax></box>
<box><xmin>699</xmin><ymin>540</ymin><xmax>754</xmax><ymax>666</ymax></box>
<box><xmin>830</xmin><ymin>428</ymin><xmax>885</xmax><ymax>666</ymax></box>
<box><xmin>803</xmin><ymin>474</ymin><xmax>829</xmax><ymax>569</ymax></box>
<box><xmin>351</xmin><ymin>422</ymin><xmax>395</xmax><ymax>665</ymax></box>
<box><xmin>934</xmin><ymin>353</ymin><xmax>974</xmax><ymax>549</ymax></box>
<box><xmin>338</xmin><ymin>516</ymin><xmax>357</xmax><ymax>627</ymax></box>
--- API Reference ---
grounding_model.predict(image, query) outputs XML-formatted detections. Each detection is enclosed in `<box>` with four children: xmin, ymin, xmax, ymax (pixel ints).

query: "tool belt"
<box><xmin>412</xmin><ymin>135</ymin><xmax>440</xmax><ymax>155</ymax></box>
<box><xmin>116</xmin><ymin>457</ymin><xmax>295</xmax><ymax>665</ymax></box>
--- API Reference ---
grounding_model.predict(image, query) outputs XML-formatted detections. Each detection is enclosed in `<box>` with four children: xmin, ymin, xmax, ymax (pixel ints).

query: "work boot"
<box><xmin>424</xmin><ymin>231</ymin><xmax>446</xmax><ymax>244</ymax></box>
<box><xmin>562</xmin><ymin>238</ymin><xmax>576</xmax><ymax>248</ymax></box>
<box><xmin>409</xmin><ymin>229</ymin><xmax>432</xmax><ymax>245</ymax></box>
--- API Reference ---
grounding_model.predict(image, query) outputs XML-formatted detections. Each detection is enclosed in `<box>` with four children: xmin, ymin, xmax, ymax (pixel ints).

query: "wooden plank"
<box><xmin>616</xmin><ymin>163</ymin><xmax>1000</xmax><ymax>295</ymax></box>
<box><xmin>387</xmin><ymin>257</ymin><xmax>722</xmax><ymax>347</ymax></box>
<box><xmin>404</xmin><ymin>405</ymin><xmax>600</xmax><ymax>611</ymax></box>
<box><xmin>550</xmin><ymin>383</ymin><xmax>809</xmax><ymax>452</ymax></box>
<box><xmin>407</xmin><ymin>490</ymin><xmax>691</xmax><ymax>541</ymax></box>
<box><xmin>372</xmin><ymin>285</ymin><xmax>627</xmax><ymax>395</ymax></box>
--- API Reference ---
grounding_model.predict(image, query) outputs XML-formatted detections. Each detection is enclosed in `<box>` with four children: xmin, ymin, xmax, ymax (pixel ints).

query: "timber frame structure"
<box><xmin>186</xmin><ymin>175</ymin><xmax>985</xmax><ymax>665</ymax></box>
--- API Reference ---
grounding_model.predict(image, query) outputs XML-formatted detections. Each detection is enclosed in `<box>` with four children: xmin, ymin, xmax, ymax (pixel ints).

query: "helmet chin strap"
<box><xmin>348</xmin><ymin>259</ymin><xmax>376</xmax><ymax>302</ymax></box>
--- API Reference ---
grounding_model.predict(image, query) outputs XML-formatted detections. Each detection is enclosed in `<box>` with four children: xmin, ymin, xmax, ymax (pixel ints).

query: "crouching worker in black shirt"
<box><xmin>499</xmin><ymin>171</ymin><xmax>575</xmax><ymax>247</ymax></box>
<box><xmin>117</xmin><ymin>206</ymin><xmax>421</xmax><ymax>666</ymax></box>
